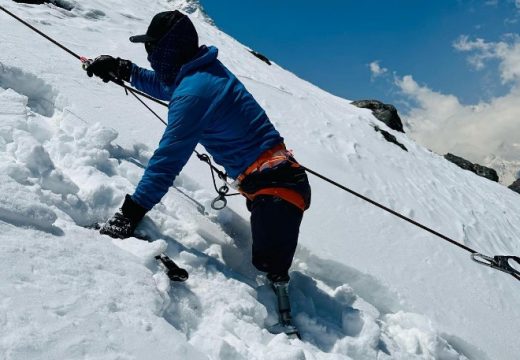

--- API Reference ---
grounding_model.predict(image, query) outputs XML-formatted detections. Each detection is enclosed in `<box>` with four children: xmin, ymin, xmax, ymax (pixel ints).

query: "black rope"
<box><xmin>3</xmin><ymin>4</ymin><xmax>518</xmax><ymax>281</ymax></box>
<box><xmin>194</xmin><ymin>152</ymin><xmax>240</xmax><ymax>196</ymax></box>
<box><xmin>299</xmin><ymin>164</ymin><xmax>478</xmax><ymax>254</ymax></box>
<box><xmin>0</xmin><ymin>5</ymin><xmax>81</xmax><ymax>59</ymax></box>
<box><xmin>126</xmin><ymin>87</ymin><xmax>167</xmax><ymax>126</ymax></box>
<box><xmin>0</xmin><ymin>5</ymin><xmax>169</xmax><ymax>108</ymax></box>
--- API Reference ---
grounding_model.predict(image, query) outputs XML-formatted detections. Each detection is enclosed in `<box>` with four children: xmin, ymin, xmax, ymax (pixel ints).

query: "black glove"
<box><xmin>100</xmin><ymin>195</ymin><xmax>148</xmax><ymax>239</ymax></box>
<box><xmin>86</xmin><ymin>55</ymin><xmax>133</xmax><ymax>83</ymax></box>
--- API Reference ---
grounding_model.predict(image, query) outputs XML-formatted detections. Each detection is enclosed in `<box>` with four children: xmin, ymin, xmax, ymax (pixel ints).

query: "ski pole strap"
<box><xmin>471</xmin><ymin>254</ymin><xmax>520</xmax><ymax>281</ymax></box>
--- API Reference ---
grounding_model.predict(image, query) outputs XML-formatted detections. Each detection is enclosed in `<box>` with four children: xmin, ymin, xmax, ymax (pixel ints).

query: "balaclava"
<box><xmin>130</xmin><ymin>10</ymin><xmax>199</xmax><ymax>84</ymax></box>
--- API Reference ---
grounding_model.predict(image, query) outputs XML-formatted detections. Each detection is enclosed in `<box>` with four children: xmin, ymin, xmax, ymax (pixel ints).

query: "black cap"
<box><xmin>130</xmin><ymin>10</ymin><xmax>187</xmax><ymax>44</ymax></box>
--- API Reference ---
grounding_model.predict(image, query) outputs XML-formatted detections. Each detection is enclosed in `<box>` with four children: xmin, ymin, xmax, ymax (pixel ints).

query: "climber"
<box><xmin>85</xmin><ymin>10</ymin><xmax>311</xmax><ymax>284</ymax></box>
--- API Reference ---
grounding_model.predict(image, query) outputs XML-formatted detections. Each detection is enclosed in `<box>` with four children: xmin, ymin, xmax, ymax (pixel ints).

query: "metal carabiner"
<box><xmin>211</xmin><ymin>185</ymin><xmax>230</xmax><ymax>210</ymax></box>
<box><xmin>211</xmin><ymin>195</ymin><xmax>227</xmax><ymax>210</ymax></box>
<box><xmin>471</xmin><ymin>253</ymin><xmax>520</xmax><ymax>281</ymax></box>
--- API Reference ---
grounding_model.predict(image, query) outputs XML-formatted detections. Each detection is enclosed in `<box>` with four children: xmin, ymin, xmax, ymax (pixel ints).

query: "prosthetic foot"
<box><xmin>267</xmin><ymin>273</ymin><xmax>300</xmax><ymax>339</ymax></box>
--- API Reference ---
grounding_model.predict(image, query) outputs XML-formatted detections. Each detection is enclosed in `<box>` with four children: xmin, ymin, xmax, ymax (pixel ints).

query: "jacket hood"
<box><xmin>175</xmin><ymin>45</ymin><xmax>218</xmax><ymax>83</ymax></box>
<box><xmin>147</xmin><ymin>15</ymin><xmax>199</xmax><ymax>84</ymax></box>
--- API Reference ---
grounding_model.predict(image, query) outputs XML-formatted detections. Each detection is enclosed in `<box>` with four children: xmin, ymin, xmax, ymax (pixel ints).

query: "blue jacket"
<box><xmin>130</xmin><ymin>46</ymin><xmax>283</xmax><ymax>210</ymax></box>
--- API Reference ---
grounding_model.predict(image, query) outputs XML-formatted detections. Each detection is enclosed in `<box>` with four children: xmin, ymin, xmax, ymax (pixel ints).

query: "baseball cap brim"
<box><xmin>129</xmin><ymin>34</ymin><xmax>156</xmax><ymax>43</ymax></box>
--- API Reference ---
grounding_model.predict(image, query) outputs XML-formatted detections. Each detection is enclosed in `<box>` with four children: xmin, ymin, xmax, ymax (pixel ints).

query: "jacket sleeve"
<box><xmin>130</xmin><ymin>64</ymin><xmax>172</xmax><ymax>101</ymax></box>
<box><xmin>131</xmin><ymin>95</ymin><xmax>210</xmax><ymax>210</ymax></box>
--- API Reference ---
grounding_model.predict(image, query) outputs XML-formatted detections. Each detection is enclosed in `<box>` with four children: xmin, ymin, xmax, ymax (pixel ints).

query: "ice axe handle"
<box><xmin>155</xmin><ymin>254</ymin><xmax>189</xmax><ymax>282</ymax></box>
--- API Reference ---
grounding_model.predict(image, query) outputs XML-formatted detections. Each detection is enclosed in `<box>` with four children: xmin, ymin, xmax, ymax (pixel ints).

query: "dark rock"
<box><xmin>12</xmin><ymin>0</ymin><xmax>46</xmax><ymax>4</ymax></box>
<box><xmin>12</xmin><ymin>0</ymin><xmax>74</xmax><ymax>11</ymax></box>
<box><xmin>444</xmin><ymin>153</ymin><xmax>499</xmax><ymax>182</ymax></box>
<box><xmin>508</xmin><ymin>179</ymin><xmax>520</xmax><ymax>194</ymax></box>
<box><xmin>249</xmin><ymin>50</ymin><xmax>271</xmax><ymax>66</ymax></box>
<box><xmin>352</xmin><ymin>99</ymin><xmax>404</xmax><ymax>133</ymax></box>
<box><xmin>374</xmin><ymin>126</ymin><xmax>407</xmax><ymax>151</ymax></box>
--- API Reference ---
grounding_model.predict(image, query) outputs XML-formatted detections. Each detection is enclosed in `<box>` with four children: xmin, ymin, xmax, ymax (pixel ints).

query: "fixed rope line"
<box><xmin>2</xmin><ymin>4</ymin><xmax>519</xmax><ymax>281</ymax></box>
<box><xmin>0</xmin><ymin>6</ymin><xmax>168</xmax><ymax>108</ymax></box>
<box><xmin>300</xmin><ymin>165</ymin><xmax>478</xmax><ymax>254</ymax></box>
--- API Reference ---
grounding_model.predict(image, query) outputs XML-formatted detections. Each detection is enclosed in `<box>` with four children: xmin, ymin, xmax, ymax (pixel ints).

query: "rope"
<box><xmin>299</xmin><ymin>164</ymin><xmax>478</xmax><ymax>254</ymax></box>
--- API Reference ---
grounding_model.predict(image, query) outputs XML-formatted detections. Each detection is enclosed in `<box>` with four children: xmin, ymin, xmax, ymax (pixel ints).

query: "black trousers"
<box><xmin>248</xmin><ymin>195</ymin><xmax>304</xmax><ymax>276</ymax></box>
<box><xmin>241</xmin><ymin>159</ymin><xmax>311</xmax><ymax>276</ymax></box>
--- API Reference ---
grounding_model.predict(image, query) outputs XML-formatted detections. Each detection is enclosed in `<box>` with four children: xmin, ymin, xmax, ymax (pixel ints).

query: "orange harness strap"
<box><xmin>237</xmin><ymin>143</ymin><xmax>306</xmax><ymax>211</ymax></box>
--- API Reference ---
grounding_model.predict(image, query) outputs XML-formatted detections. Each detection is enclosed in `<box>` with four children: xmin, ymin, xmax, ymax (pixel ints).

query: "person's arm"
<box><xmin>130</xmin><ymin>65</ymin><xmax>172</xmax><ymax>101</ymax></box>
<box><xmin>85</xmin><ymin>56</ymin><xmax>171</xmax><ymax>100</ymax></box>
<box><xmin>131</xmin><ymin>95</ymin><xmax>210</xmax><ymax>210</ymax></box>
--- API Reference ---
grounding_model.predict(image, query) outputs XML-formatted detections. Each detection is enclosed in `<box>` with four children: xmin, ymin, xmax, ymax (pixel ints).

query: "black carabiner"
<box><xmin>471</xmin><ymin>253</ymin><xmax>520</xmax><ymax>281</ymax></box>
<box><xmin>211</xmin><ymin>195</ymin><xmax>227</xmax><ymax>210</ymax></box>
<box><xmin>211</xmin><ymin>185</ymin><xmax>230</xmax><ymax>210</ymax></box>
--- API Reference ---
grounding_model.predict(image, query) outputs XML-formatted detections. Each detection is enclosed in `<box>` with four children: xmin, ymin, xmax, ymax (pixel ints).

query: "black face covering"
<box><xmin>145</xmin><ymin>41</ymin><xmax>157</xmax><ymax>55</ymax></box>
<box><xmin>146</xmin><ymin>16</ymin><xmax>199</xmax><ymax>84</ymax></box>
<box><xmin>130</xmin><ymin>11</ymin><xmax>199</xmax><ymax>83</ymax></box>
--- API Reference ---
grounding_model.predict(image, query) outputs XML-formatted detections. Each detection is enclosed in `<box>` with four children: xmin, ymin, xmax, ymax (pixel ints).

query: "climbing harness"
<box><xmin>2</xmin><ymin>4</ymin><xmax>519</xmax><ymax>282</ymax></box>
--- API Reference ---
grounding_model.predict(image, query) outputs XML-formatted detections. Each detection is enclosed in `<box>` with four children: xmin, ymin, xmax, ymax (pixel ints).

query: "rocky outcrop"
<box><xmin>508</xmin><ymin>179</ymin><xmax>520</xmax><ymax>194</ymax></box>
<box><xmin>374</xmin><ymin>126</ymin><xmax>407</xmax><ymax>151</ymax></box>
<box><xmin>352</xmin><ymin>100</ymin><xmax>404</xmax><ymax>132</ymax></box>
<box><xmin>12</xmin><ymin>0</ymin><xmax>46</xmax><ymax>4</ymax></box>
<box><xmin>12</xmin><ymin>0</ymin><xmax>74</xmax><ymax>10</ymax></box>
<box><xmin>249</xmin><ymin>50</ymin><xmax>271</xmax><ymax>65</ymax></box>
<box><xmin>445</xmin><ymin>153</ymin><xmax>499</xmax><ymax>182</ymax></box>
<box><xmin>483</xmin><ymin>155</ymin><xmax>520</xmax><ymax>186</ymax></box>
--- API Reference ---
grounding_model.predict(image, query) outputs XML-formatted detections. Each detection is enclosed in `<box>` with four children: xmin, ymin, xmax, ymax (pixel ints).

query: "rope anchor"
<box><xmin>471</xmin><ymin>254</ymin><xmax>520</xmax><ymax>280</ymax></box>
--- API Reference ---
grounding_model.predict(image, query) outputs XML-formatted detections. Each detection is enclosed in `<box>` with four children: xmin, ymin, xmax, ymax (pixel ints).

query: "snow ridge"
<box><xmin>167</xmin><ymin>0</ymin><xmax>215</xmax><ymax>25</ymax></box>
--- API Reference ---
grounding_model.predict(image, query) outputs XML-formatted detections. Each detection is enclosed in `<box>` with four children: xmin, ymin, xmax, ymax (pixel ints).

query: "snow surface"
<box><xmin>0</xmin><ymin>0</ymin><xmax>519</xmax><ymax>359</ymax></box>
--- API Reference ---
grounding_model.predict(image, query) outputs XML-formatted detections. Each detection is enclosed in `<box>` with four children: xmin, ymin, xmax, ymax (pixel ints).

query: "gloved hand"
<box><xmin>86</xmin><ymin>55</ymin><xmax>133</xmax><ymax>83</ymax></box>
<box><xmin>100</xmin><ymin>195</ymin><xmax>148</xmax><ymax>239</ymax></box>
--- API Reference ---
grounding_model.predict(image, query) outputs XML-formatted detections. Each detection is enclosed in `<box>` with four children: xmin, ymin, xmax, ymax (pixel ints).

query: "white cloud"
<box><xmin>395</xmin><ymin>35</ymin><xmax>520</xmax><ymax>184</ymax></box>
<box><xmin>369</xmin><ymin>61</ymin><xmax>388</xmax><ymax>80</ymax></box>
<box><xmin>454</xmin><ymin>35</ymin><xmax>520</xmax><ymax>83</ymax></box>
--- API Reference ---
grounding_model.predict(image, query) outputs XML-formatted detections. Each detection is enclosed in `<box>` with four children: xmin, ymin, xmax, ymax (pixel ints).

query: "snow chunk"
<box><xmin>0</xmin><ymin>64</ymin><xmax>57</xmax><ymax>117</ymax></box>
<box><xmin>113</xmin><ymin>237</ymin><xmax>168</xmax><ymax>264</ymax></box>
<box><xmin>12</xmin><ymin>129</ymin><xmax>55</xmax><ymax>176</ymax></box>
<box><xmin>382</xmin><ymin>312</ymin><xmax>466</xmax><ymax>359</ymax></box>
<box><xmin>0</xmin><ymin>176</ymin><xmax>57</xmax><ymax>232</ymax></box>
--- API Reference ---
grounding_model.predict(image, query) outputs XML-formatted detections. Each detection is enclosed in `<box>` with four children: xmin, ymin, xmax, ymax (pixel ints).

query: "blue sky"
<box><xmin>200</xmin><ymin>0</ymin><xmax>518</xmax><ymax>106</ymax></box>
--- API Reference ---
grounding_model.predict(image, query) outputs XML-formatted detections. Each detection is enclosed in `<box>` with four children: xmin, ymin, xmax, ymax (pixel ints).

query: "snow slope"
<box><xmin>0</xmin><ymin>0</ymin><xmax>519</xmax><ymax>359</ymax></box>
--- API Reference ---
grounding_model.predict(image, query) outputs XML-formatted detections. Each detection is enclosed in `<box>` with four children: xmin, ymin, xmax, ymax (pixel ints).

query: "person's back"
<box><xmin>147</xmin><ymin>44</ymin><xmax>284</xmax><ymax>177</ymax></box>
<box><xmin>129</xmin><ymin>43</ymin><xmax>284</xmax><ymax>208</ymax></box>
